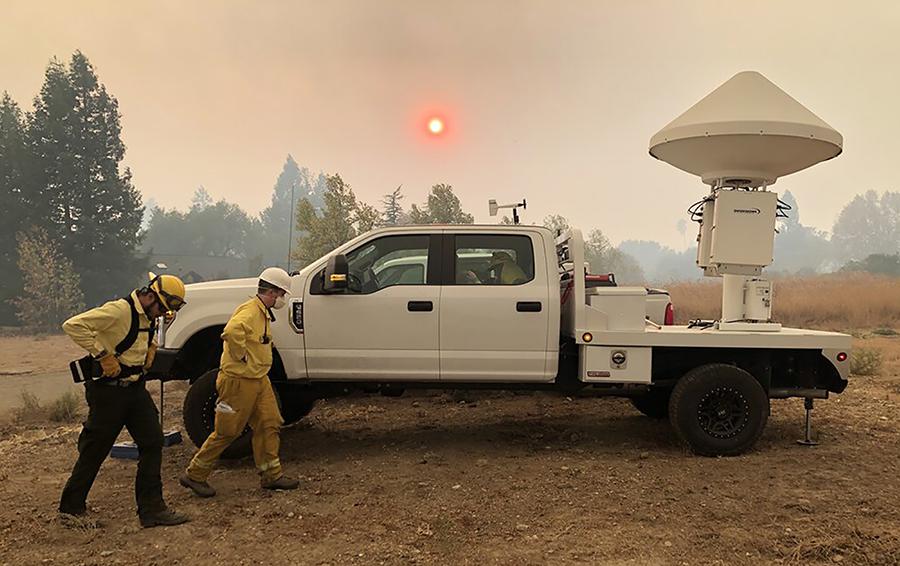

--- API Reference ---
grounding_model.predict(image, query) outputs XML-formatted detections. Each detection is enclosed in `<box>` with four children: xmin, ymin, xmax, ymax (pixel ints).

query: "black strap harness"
<box><xmin>115</xmin><ymin>294</ymin><xmax>157</xmax><ymax>357</ymax></box>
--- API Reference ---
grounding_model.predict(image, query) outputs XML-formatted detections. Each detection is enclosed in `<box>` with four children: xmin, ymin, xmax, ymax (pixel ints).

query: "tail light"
<box><xmin>664</xmin><ymin>302</ymin><xmax>675</xmax><ymax>325</ymax></box>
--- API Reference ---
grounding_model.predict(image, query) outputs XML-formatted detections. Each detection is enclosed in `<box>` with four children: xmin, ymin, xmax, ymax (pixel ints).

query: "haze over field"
<box><xmin>2</xmin><ymin>1</ymin><xmax>898</xmax><ymax>248</ymax></box>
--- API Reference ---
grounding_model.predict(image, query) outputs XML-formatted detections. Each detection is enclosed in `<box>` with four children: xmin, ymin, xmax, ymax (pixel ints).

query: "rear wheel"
<box><xmin>668</xmin><ymin>364</ymin><xmax>769</xmax><ymax>456</ymax></box>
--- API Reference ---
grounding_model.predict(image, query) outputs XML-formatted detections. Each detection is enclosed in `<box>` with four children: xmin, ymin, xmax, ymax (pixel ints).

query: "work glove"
<box><xmin>145</xmin><ymin>343</ymin><xmax>158</xmax><ymax>372</ymax></box>
<box><xmin>163</xmin><ymin>310</ymin><xmax>177</xmax><ymax>324</ymax></box>
<box><xmin>98</xmin><ymin>354</ymin><xmax>122</xmax><ymax>378</ymax></box>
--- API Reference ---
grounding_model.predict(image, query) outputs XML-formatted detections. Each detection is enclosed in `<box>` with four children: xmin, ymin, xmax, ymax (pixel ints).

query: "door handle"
<box><xmin>516</xmin><ymin>301</ymin><xmax>542</xmax><ymax>312</ymax></box>
<box><xmin>408</xmin><ymin>301</ymin><xmax>433</xmax><ymax>312</ymax></box>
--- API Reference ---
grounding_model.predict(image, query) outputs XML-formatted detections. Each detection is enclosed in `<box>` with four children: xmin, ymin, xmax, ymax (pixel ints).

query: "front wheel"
<box><xmin>668</xmin><ymin>364</ymin><xmax>769</xmax><ymax>456</ymax></box>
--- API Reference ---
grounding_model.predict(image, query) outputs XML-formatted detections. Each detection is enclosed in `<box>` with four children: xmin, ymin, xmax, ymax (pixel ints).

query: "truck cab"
<box><xmin>302</xmin><ymin>225</ymin><xmax>560</xmax><ymax>382</ymax></box>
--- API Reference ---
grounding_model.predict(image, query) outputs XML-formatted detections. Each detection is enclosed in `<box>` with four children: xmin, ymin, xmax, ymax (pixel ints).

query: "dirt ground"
<box><xmin>0</xmin><ymin>335</ymin><xmax>899</xmax><ymax>565</ymax></box>
<box><xmin>0</xmin><ymin>334</ymin><xmax>83</xmax><ymax>375</ymax></box>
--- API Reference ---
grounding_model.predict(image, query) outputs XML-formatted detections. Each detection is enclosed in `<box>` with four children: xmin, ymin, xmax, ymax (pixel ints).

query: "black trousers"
<box><xmin>58</xmin><ymin>380</ymin><xmax>166</xmax><ymax>517</ymax></box>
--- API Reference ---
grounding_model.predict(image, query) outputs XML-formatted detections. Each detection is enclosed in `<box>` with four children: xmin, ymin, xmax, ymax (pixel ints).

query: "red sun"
<box><xmin>427</xmin><ymin>117</ymin><xmax>445</xmax><ymax>136</ymax></box>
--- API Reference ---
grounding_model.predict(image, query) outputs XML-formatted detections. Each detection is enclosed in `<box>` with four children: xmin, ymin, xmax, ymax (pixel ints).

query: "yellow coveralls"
<box><xmin>186</xmin><ymin>297</ymin><xmax>285</xmax><ymax>482</ymax></box>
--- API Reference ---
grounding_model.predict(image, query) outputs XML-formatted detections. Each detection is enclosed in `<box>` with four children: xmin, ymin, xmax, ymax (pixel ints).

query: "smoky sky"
<box><xmin>2</xmin><ymin>1</ymin><xmax>898</xmax><ymax>249</ymax></box>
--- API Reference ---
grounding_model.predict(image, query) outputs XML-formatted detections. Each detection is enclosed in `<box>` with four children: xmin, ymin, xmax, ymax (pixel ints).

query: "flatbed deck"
<box><xmin>586</xmin><ymin>325</ymin><xmax>851</xmax><ymax>350</ymax></box>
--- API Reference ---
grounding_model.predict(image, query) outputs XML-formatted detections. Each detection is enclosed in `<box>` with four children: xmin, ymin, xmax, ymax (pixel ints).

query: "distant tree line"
<box><xmin>139</xmin><ymin>171</ymin><xmax>900</xmax><ymax>287</ymax></box>
<box><xmin>142</xmin><ymin>162</ymin><xmax>478</xmax><ymax>274</ymax></box>
<box><xmin>290</xmin><ymin>179</ymin><xmax>474</xmax><ymax>268</ymax></box>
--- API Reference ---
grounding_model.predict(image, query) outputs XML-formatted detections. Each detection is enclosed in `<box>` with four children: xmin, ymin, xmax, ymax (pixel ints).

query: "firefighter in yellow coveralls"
<box><xmin>59</xmin><ymin>274</ymin><xmax>190</xmax><ymax>528</ymax></box>
<box><xmin>179</xmin><ymin>268</ymin><xmax>299</xmax><ymax>496</ymax></box>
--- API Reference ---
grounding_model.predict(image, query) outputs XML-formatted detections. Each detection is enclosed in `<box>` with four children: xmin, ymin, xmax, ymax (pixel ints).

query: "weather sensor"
<box><xmin>489</xmin><ymin>198</ymin><xmax>527</xmax><ymax>224</ymax></box>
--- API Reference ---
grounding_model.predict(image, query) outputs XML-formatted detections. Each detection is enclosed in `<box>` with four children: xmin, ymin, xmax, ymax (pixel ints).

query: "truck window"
<box><xmin>454</xmin><ymin>234</ymin><xmax>534</xmax><ymax>285</ymax></box>
<box><xmin>339</xmin><ymin>234</ymin><xmax>431</xmax><ymax>294</ymax></box>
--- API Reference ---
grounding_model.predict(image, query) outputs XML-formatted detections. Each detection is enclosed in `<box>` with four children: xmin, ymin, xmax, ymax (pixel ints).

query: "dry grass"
<box><xmin>13</xmin><ymin>390</ymin><xmax>43</xmax><ymax>423</ymax></box>
<box><xmin>667</xmin><ymin>273</ymin><xmax>900</xmax><ymax>331</ymax></box>
<box><xmin>13</xmin><ymin>388</ymin><xmax>82</xmax><ymax>423</ymax></box>
<box><xmin>48</xmin><ymin>390</ymin><xmax>81</xmax><ymax>422</ymax></box>
<box><xmin>850</xmin><ymin>347</ymin><xmax>883</xmax><ymax>376</ymax></box>
<box><xmin>18</xmin><ymin>390</ymin><xmax>41</xmax><ymax>414</ymax></box>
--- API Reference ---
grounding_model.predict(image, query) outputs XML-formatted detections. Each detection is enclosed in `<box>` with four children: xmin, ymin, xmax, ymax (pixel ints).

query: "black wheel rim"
<box><xmin>697</xmin><ymin>386</ymin><xmax>748</xmax><ymax>439</ymax></box>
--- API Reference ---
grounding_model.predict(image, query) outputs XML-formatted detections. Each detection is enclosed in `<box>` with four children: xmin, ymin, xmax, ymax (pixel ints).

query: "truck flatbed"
<box><xmin>589</xmin><ymin>325</ymin><xmax>850</xmax><ymax>351</ymax></box>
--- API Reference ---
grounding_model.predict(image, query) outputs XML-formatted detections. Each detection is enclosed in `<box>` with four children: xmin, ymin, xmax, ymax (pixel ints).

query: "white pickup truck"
<box><xmin>154</xmin><ymin>224</ymin><xmax>850</xmax><ymax>458</ymax></box>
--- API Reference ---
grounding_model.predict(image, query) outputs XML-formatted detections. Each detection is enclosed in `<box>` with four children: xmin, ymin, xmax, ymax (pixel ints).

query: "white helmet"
<box><xmin>259</xmin><ymin>267</ymin><xmax>292</xmax><ymax>295</ymax></box>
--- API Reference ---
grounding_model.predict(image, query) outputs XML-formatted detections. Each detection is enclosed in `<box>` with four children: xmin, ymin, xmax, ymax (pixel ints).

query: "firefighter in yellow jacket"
<box><xmin>59</xmin><ymin>274</ymin><xmax>189</xmax><ymax>528</ymax></box>
<box><xmin>180</xmin><ymin>267</ymin><xmax>299</xmax><ymax>496</ymax></box>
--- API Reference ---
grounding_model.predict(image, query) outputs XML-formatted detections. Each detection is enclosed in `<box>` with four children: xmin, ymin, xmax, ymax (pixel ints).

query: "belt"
<box><xmin>97</xmin><ymin>378</ymin><xmax>143</xmax><ymax>388</ymax></box>
<box><xmin>94</xmin><ymin>365</ymin><xmax>144</xmax><ymax>387</ymax></box>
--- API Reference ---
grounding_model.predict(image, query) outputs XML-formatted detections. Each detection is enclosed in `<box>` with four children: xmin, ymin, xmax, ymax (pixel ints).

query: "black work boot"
<box><xmin>261</xmin><ymin>475</ymin><xmax>300</xmax><ymax>490</ymax></box>
<box><xmin>179</xmin><ymin>474</ymin><xmax>216</xmax><ymax>497</ymax></box>
<box><xmin>139</xmin><ymin>508</ymin><xmax>190</xmax><ymax>528</ymax></box>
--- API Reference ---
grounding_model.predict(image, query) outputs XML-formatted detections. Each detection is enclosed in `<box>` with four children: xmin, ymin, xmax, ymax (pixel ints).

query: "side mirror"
<box><xmin>323</xmin><ymin>254</ymin><xmax>349</xmax><ymax>293</ymax></box>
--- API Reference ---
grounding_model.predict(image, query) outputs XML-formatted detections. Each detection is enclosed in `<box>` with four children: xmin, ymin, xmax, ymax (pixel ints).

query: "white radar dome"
<box><xmin>649</xmin><ymin>71</ymin><xmax>842</xmax><ymax>187</ymax></box>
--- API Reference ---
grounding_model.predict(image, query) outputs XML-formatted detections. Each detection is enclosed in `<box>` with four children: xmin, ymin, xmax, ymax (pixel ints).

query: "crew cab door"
<box><xmin>439</xmin><ymin>231</ymin><xmax>552</xmax><ymax>381</ymax></box>
<box><xmin>303</xmin><ymin>233</ymin><xmax>441</xmax><ymax>380</ymax></box>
